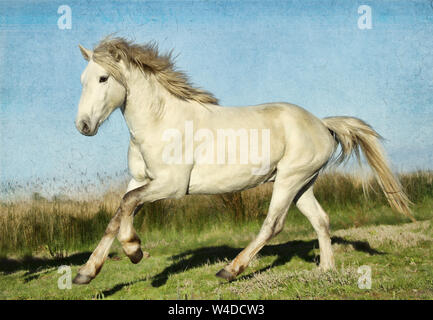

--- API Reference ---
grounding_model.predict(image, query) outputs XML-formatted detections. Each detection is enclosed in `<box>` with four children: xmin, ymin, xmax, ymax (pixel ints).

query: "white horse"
<box><xmin>73</xmin><ymin>37</ymin><xmax>413</xmax><ymax>284</ymax></box>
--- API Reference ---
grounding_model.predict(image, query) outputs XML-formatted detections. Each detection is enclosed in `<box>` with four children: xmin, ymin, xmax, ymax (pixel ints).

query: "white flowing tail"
<box><xmin>322</xmin><ymin>116</ymin><xmax>415</xmax><ymax>222</ymax></box>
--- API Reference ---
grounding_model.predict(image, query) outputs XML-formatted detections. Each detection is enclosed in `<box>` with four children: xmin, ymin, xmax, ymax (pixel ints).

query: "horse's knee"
<box><xmin>118</xmin><ymin>228</ymin><xmax>139</xmax><ymax>243</ymax></box>
<box><xmin>121</xmin><ymin>190</ymin><xmax>142</xmax><ymax>212</ymax></box>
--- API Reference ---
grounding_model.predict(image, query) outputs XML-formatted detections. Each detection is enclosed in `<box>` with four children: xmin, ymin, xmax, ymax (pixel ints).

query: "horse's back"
<box><xmin>215</xmin><ymin>102</ymin><xmax>334</xmax><ymax>158</ymax></box>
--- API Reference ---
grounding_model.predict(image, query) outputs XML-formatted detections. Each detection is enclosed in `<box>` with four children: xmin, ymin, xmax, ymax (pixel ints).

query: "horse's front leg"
<box><xmin>116</xmin><ymin>178</ymin><xmax>150</xmax><ymax>264</ymax></box>
<box><xmin>72</xmin><ymin>206</ymin><xmax>123</xmax><ymax>284</ymax></box>
<box><xmin>73</xmin><ymin>185</ymin><xmax>147</xmax><ymax>285</ymax></box>
<box><xmin>73</xmin><ymin>177</ymin><xmax>187</xmax><ymax>285</ymax></box>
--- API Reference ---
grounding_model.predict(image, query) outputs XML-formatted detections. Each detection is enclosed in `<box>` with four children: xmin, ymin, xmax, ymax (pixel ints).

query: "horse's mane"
<box><xmin>92</xmin><ymin>37</ymin><xmax>218</xmax><ymax>105</ymax></box>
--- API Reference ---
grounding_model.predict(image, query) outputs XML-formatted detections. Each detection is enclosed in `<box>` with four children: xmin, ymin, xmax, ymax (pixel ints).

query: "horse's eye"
<box><xmin>99</xmin><ymin>76</ymin><xmax>109</xmax><ymax>83</ymax></box>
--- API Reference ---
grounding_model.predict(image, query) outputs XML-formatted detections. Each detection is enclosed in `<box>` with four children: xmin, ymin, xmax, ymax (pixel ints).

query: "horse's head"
<box><xmin>75</xmin><ymin>45</ymin><xmax>126</xmax><ymax>136</ymax></box>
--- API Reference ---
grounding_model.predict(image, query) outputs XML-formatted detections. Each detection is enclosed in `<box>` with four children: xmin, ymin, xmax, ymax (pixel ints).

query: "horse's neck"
<box><xmin>122</xmin><ymin>72</ymin><xmax>181</xmax><ymax>136</ymax></box>
<box><xmin>122</xmin><ymin>71</ymin><xmax>216</xmax><ymax>140</ymax></box>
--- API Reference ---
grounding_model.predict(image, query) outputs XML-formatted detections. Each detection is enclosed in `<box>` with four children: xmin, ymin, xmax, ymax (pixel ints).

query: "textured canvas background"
<box><xmin>0</xmin><ymin>0</ymin><xmax>432</xmax><ymax>198</ymax></box>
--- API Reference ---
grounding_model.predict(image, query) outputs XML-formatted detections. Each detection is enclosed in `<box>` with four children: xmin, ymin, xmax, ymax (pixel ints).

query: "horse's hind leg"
<box><xmin>216</xmin><ymin>172</ymin><xmax>310</xmax><ymax>281</ymax></box>
<box><xmin>295</xmin><ymin>187</ymin><xmax>335</xmax><ymax>270</ymax></box>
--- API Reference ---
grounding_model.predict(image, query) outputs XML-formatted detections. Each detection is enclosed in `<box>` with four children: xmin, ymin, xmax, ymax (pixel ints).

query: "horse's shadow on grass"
<box><xmin>0</xmin><ymin>252</ymin><xmax>119</xmax><ymax>283</ymax></box>
<box><xmin>151</xmin><ymin>236</ymin><xmax>383</xmax><ymax>287</ymax></box>
<box><xmin>101</xmin><ymin>236</ymin><xmax>383</xmax><ymax>297</ymax></box>
<box><xmin>1</xmin><ymin>237</ymin><xmax>383</xmax><ymax>295</ymax></box>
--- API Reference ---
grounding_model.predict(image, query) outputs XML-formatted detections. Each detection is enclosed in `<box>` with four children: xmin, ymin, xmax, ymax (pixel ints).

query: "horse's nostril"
<box><xmin>81</xmin><ymin>120</ymin><xmax>90</xmax><ymax>134</ymax></box>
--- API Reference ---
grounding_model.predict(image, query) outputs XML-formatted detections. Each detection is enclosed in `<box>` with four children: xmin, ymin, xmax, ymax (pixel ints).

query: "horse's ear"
<box><xmin>78</xmin><ymin>44</ymin><xmax>92</xmax><ymax>61</ymax></box>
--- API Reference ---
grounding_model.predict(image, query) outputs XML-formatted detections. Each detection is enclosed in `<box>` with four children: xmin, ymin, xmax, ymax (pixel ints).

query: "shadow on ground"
<box><xmin>101</xmin><ymin>236</ymin><xmax>383</xmax><ymax>297</ymax></box>
<box><xmin>1</xmin><ymin>236</ymin><xmax>383</xmax><ymax>296</ymax></box>
<box><xmin>0</xmin><ymin>252</ymin><xmax>120</xmax><ymax>283</ymax></box>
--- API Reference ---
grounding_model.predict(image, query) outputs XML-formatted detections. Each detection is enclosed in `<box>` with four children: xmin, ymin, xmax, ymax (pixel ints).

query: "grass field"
<box><xmin>0</xmin><ymin>171</ymin><xmax>432</xmax><ymax>299</ymax></box>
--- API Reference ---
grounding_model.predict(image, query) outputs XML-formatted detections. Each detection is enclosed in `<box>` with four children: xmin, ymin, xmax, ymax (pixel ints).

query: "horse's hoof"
<box><xmin>215</xmin><ymin>268</ymin><xmax>236</xmax><ymax>281</ymax></box>
<box><xmin>128</xmin><ymin>248</ymin><xmax>144</xmax><ymax>264</ymax></box>
<box><xmin>72</xmin><ymin>273</ymin><xmax>93</xmax><ymax>285</ymax></box>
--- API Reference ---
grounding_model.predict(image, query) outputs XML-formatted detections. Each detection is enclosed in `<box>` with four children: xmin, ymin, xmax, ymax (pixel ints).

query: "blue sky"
<box><xmin>1</xmin><ymin>0</ymin><xmax>432</xmax><ymax>198</ymax></box>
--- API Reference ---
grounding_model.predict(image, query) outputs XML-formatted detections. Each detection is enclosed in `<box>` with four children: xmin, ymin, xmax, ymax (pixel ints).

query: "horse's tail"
<box><xmin>322</xmin><ymin>116</ymin><xmax>415</xmax><ymax>222</ymax></box>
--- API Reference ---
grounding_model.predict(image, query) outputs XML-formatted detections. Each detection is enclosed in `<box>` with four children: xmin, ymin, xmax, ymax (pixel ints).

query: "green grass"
<box><xmin>0</xmin><ymin>216</ymin><xmax>432</xmax><ymax>299</ymax></box>
<box><xmin>0</xmin><ymin>171</ymin><xmax>432</xmax><ymax>299</ymax></box>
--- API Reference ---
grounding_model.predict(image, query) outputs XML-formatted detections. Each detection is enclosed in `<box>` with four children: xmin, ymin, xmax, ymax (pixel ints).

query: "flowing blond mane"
<box><xmin>92</xmin><ymin>37</ymin><xmax>218</xmax><ymax>105</ymax></box>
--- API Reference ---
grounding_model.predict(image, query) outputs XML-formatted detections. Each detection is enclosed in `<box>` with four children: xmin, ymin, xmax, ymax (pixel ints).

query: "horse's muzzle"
<box><xmin>76</xmin><ymin>117</ymin><xmax>98</xmax><ymax>136</ymax></box>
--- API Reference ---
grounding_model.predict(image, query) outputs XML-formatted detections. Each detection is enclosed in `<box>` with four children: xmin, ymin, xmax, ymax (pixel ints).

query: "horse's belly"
<box><xmin>188</xmin><ymin>164</ymin><xmax>276</xmax><ymax>194</ymax></box>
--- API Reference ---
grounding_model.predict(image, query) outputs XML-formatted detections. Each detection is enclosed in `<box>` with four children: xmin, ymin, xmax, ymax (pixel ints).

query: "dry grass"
<box><xmin>0</xmin><ymin>190</ymin><xmax>124</xmax><ymax>257</ymax></box>
<box><xmin>0</xmin><ymin>170</ymin><xmax>431</xmax><ymax>257</ymax></box>
<box><xmin>334</xmin><ymin>219</ymin><xmax>432</xmax><ymax>248</ymax></box>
